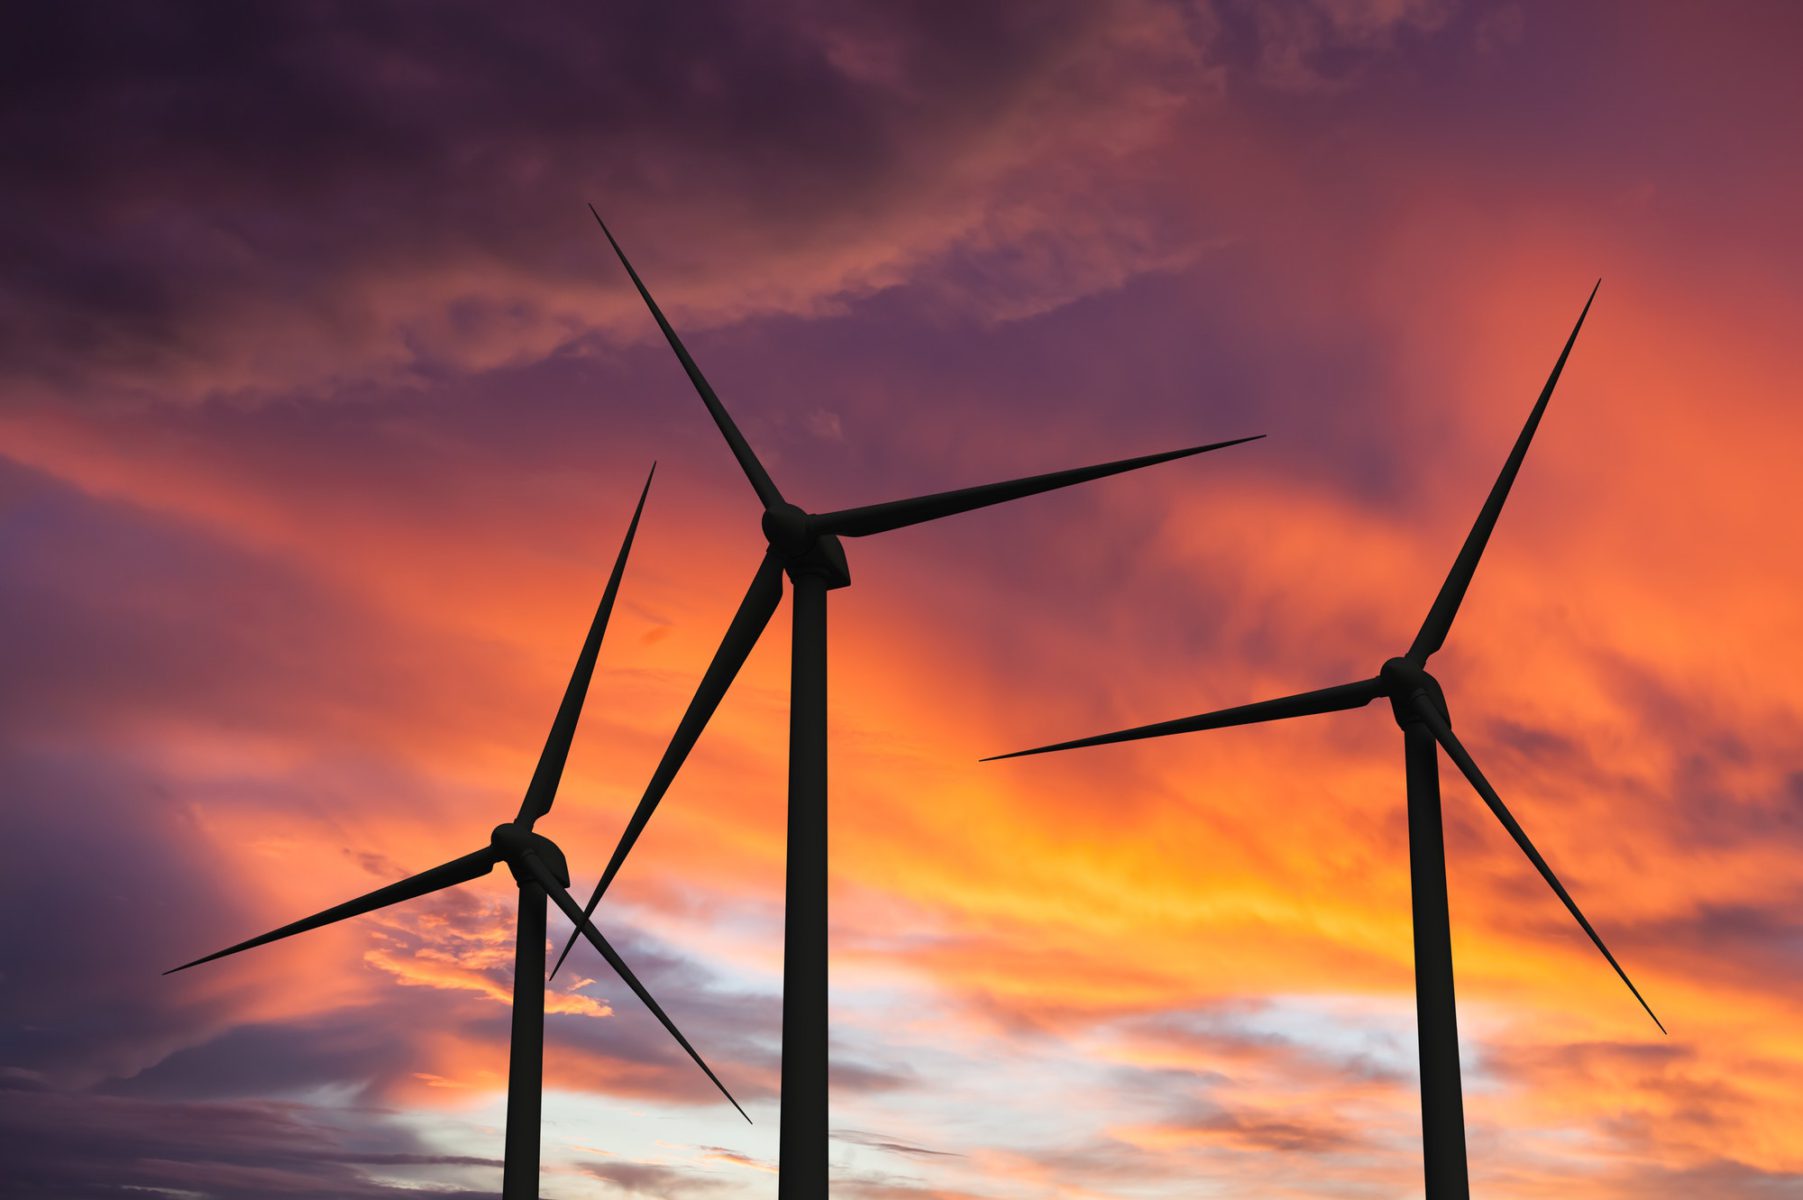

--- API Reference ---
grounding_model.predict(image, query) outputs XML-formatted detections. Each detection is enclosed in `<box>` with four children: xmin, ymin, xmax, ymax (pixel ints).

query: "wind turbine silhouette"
<box><xmin>165</xmin><ymin>468</ymin><xmax>747</xmax><ymax>1200</ymax></box>
<box><xmin>986</xmin><ymin>284</ymin><xmax>1662</xmax><ymax>1200</ymax></box>
<box><xmin>551</xmin><ymin>207</ymin><xmax>1261</xmax><ymax>1198</ymax></box>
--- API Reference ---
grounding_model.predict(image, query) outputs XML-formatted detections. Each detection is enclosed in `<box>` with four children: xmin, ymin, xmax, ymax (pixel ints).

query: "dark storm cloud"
<box><xmin>0</xmin><ymin>1076</ymin><xmax>498</xmax><ymax>1200</ymax></box>
<box><xmin>1</xmin><ymin>0</ymin><xmax>1204</xmax><ymax>398</ymax></box>
<box><xmin>0</xmin><ymin>741</ymin><xmax>252</xmax><ymax>1086</ymax></box>
<box><xmin>0</xmin><ymin>457</ymin><xmax>510</xmax><ymax>1084</ymax></box>
<box><xmin>0</xmin><ymin>720</ymin><xmax>483</xmax><ymax>1102</ymax></box>
<box><xmin>108</xmin><ymin>1012</ymin><xmax>425</xmax><ymax>1101</ymax></box>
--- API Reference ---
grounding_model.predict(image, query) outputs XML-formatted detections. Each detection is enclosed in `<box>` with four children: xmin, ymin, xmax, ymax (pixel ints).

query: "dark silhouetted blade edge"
<box><xmin>812</xmin><ymin>436</ymin><xmax>1263</xmax><ymax>539</ymax></box>
<box><xmin>550</xmin><ymin>553</ymin><xmax>784</xmax><ymax>980</ymax></box>
<box><xmin>588</xmin><ymin>207</ymin><xmax>784</xmax><ymax>512</ymax></box>
<box><xmin>1411</xmin><ymin>694</ymin><xmax>1664</xmax><ymax>1033</ymax></box>
<box><xmin>983</xmin><ymin>677</ymin><xmax>1383</xmax><ymax>762</ymax></box>
<box><xmin>528</xmin><ymin>856</ymin><xmax>750</xmax><ymax>1122</ymax></box>
<box><xmin>520</xmin><ymin>464</ymin><xmax>654</xmax><ymax>827</ymax></box>
<box><xmin>165</xmin><ymin>846</ymin><xmax>500</xmax><ymax>974</ymax></box>
<box><xmin>1408</xmin><ymin>283</ymin><xmax>1599</xmax><ymax>664</ymax></box>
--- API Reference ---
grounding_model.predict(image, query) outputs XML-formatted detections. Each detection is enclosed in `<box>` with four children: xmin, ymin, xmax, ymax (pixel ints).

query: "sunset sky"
<box><xmin>5</xmin><ymin>2</ymin><xmax>1802</xmax><ymax>1197</ymax></box>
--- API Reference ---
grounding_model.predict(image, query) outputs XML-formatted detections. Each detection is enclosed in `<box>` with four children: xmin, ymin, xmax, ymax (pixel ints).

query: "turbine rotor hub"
<box><xmin>760</xmin><ymin>503</ymin><xmax>816</xmax><ymax>559</ymax></box>
<box><xmin>489</xmin><ymin>823</ymin><xmax>572</xmax><ymax>888</ymax></box>
<box><xmin>760</xmin><ymin>504</ymin><xmax>852</xmax><ymax>588</ymax></box>
<box><xmin>1380</xmin><ymin>656</ymin><xmax>1451</xmax><ymax>728</ymax></box>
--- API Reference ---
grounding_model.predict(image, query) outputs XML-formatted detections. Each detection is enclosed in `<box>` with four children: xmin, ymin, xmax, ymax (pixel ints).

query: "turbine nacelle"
<box><xmin>1380</xmin><ymin>656</ymin><xmax>1450</xmax><ymax>729</ymax></box>
<box><xmin>491</xmin><ymin>823</ymin><xmax>572</xmax><ymax>888</ymax></box>
<box><xmin>761</xmin><ymin>504</ymin><xmax>852</xmax><ymax>587</ymax></box>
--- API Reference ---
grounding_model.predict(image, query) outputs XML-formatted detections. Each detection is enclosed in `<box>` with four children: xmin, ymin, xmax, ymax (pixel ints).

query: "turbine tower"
<box><xmin>166</xmin><ymin>468</ymin><xmax>746</xmax><ymax>1200</ymax></box>
<box><xmin>987</xmin><ymin>284</ymin><xmax>1662</xmax><ymax>1199</ymax></box>
<box><xmin>554</xmin><ymin>207</ymin><xmax>1262</xmax><ymax>1199</ymax></box>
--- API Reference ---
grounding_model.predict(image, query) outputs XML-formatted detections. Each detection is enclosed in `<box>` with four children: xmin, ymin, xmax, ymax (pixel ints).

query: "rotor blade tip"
<box><xmin>588</xmin><ymin>206</ymin><xmax>621</xmax><ymax>248</ymax></box>
<box><xmin>1196</xmin><ymin>433</ymin><xmax>1264</xmax><ymax>453</ymax></box>
<box><xmin>547</xmin><ymin>941</ymin><xmax>575</xmax><ymax>982</ymax></box>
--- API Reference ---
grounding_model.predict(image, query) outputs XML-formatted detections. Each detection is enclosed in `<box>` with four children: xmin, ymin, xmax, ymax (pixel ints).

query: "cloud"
<box><xmin>1</xmin><ymin>0</ymin><xmax>1221</xmax><ymax>402</ymax></box>
<box><xmin>1122</xmin><ymin>1102</ymin><xmax>1361</xmax><ymax>1154</ymax></box>
<box><xmin>0</xmin><ymin>1076</ymin><xmax>499</xmax><ymax>1200</ymax></box>
<box><xmin>8</xmin><ymin>2</ymin><xmax>1803</xmax><ymax>1197</ymax></box>
<box><xmin>581</xmin><ymin>1159</ymin><xmax>735</xmax><ymax>1197</ymax></box>
<box><xmin>1598</xmin><ymin>1159</ymin><xmax>1803</xmax><ymax>1200</ymax></box>
<box><xmin>833</xmin><ymin>1128</ymin><xmax>960</xmax><ymax>1158</ymax></box>
<box><xmin>1231</xmin><ymin>0</ymin><xmax>1452</xmax><ymax>91</ymax></box>
<box><xmin>109</xmin><ymin>1013</ymin><xmax>426</xmax><ymax>1102</ymax></box>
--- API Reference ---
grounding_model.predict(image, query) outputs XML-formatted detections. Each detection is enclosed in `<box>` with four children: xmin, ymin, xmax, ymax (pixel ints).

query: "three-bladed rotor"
<box><xmin>986</xmin><ymin>282</ymin><xmax>1664</xmax><ymax>1034</ymax></box>
<box><xmin>165</xmin><ymin>467</ymin><xmax>749</xmax><ymax>1122</ymax></box>
<box><xmin>551</xmin><ymin>208</ymin><xmax>1264</xmax><ymax>980</ymax></box>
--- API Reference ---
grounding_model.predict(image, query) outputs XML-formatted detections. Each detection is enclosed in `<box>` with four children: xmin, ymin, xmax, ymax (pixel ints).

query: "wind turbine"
<box><xmin>551</xmin><ymin>207</ymin><xmax>1262</xmax><ymax>1198</ymax></box>
<box><xmin>165</xmin><ymin>468</ymin><xmax>747</xmax><ymax>1200</ymax></box>
<box><xmin>986</xmin><ymin>284</ymin><xmax>1662</xmax><ymax>1200</ymax></box>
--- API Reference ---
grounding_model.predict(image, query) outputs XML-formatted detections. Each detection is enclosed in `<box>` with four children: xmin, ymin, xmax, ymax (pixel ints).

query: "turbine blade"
<box><xmin>164</xmin><ymin>846</ymin><xmax>500</xmax><ymax>974</ymax></box>
<box><xmin>1407</xmin><ymin>283</ymin><xmax>1599</xmax><ymax>663</ymax></box>
<box><xmin>1410</xmin><ymin>695</ymin><xmax>1665</xmax><ymax>1033</ymax></box>
<box><xmin>983</xmin><ymin>677</ymin><xmax>1383</xmax><ymax>762</ymax></box>
<box><xmin>526</xmin><ymin>856</ymin><xmax>751</xmax><ymax>1123</ymax></box>
<box><xmin>519</xmin><ymin>465</ymin><xmax>655</xmax><ymax>827</ymax></box>
<box><xmin>811</xmin><ymin>436</ymin><xmax>1262</xmax><ymax>539</ymax></box>
<box><xmin>549</xmin><ymin>553</ymin><xmax>785</xmax><ymax>980</ymax></box>
<box><xmin>589</xmin><ymin>206</ymin><xmax>784</xmax><ymax>512</ymax></box>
